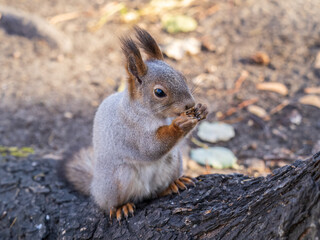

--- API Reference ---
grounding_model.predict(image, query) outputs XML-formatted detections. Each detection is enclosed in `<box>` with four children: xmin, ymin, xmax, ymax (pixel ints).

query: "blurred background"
<box><xmin>0</xmin><ymin>0</ymin><xmax>319</xmax><ymax>177</ymax></box>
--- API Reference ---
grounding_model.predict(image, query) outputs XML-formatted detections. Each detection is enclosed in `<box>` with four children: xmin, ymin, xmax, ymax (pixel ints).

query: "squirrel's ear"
<box><xmin>134</xmin><ymin>26</ymin><xmax>164</xmax><ymax>61</ymax></box>
<box><xmin>120</xmin><ymin>36</ymin><xmax>147</xmax><ymax>81</ymax></box>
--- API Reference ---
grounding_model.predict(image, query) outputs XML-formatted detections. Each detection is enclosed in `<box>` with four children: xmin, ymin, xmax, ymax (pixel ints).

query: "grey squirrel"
<box><xmin>61</xmin><ymin>27</ymin><xmax>208</xmax><ymax>221</ymax></box>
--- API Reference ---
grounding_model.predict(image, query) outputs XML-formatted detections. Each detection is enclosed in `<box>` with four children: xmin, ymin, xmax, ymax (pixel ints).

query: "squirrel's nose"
<box><xmin>185</xmin><ymin>100</ymin><xmax>196</xmax><ymax>111</ymax></box>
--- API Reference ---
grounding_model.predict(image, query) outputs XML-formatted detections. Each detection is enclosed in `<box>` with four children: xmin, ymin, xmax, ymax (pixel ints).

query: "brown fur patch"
<box><xmin>125</xmin><ymin>65</ymin><xmax>137</xmax><ymax>100</ymax></box>
<box><xmin>134</xmin><ymin>26</ymin><xmax>164</xmax><ymax>60</ymax></box>
<box><xmin>156</xmin><ymin>123</ymin><xmax>183</xmax><ymax>141</ymax></box>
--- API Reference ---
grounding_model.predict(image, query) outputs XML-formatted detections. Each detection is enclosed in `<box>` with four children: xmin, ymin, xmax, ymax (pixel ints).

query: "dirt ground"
<box><xmin>0</xmin><ymin>0</ymin><xmax>319</xmax><ymax>177</ymax></box>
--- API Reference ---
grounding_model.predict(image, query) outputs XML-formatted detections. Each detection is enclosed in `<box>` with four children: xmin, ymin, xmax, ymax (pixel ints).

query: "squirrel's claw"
<box><xmin>158</xmin><ymin>176</ymin><xmax>196</xmax><ymax>197</ymax></box>
<box><xmin>116</xmin><ymin>208</ymin><xmax>122</xmax><ymax>223</ymax></box>
<box><xmin>174</xmin><ymin>179</ymin><xmax>187</xmax><ymax>190</ymax></box>
<box><xmin>122</xmin><ymin>205</ymin><xmax>129</xmax><ymax>219</ymax></box>
<box><xmin>184</xmin><ymin>103</ymin><xmax>208</xmax><ymax>121</ymax></box>
<box><xmin>169</xmin><ymin>182</ymin><xmax>180</xmax><ymax>194</ymax></box>
<box><xmin>110</xmin><ymin>202</ymin><xmax>135</xmax><ymax>223</ymax></box>
<box><xmin>127</xmin><ymin>202</ymin><xmax>135</xmax><ymax>216</ymax></box>
<box><xmin>194</xmin><ymin>103</ymin><xmax>208</xmax><ymax>121</ymax></box>
<box><xmin>180</xmin><ymin>176</ymin><xmax>196</xmax><ymax>187</ymax></box>
<box><xmin>109</xmin><ymin>208</ymin><xmax>115</xmax><ymax>221</ymax></box>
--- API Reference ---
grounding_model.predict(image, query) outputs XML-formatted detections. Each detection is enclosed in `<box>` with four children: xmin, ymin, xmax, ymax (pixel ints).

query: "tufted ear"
<box><xmin>120</xmin><ymin>36</ymin><xmax>147</xmax><ymax>99</ymax></box>
<box><xmin>120</xmin><ymin>36</ymin><xmax>147</xmax><ymax>81</ymax></box>
<box><xmin>134</xmin><ymin>26</ymin><xmax>164</xmax><ymax>61</ymax></box>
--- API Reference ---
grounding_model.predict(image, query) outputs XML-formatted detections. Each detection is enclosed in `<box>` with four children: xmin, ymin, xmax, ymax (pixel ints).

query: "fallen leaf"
<box><xmin>304</xmin><ymin>87</ymin><xmax>320</xmax><ymax>94</ymax></box>
<box><xmin>201</xmin><ymin>35</ymin><xmax>215</xmax><ymax>52</ymax></box>
<box><xmin>299</xmin><ymin>95</ymin><xmax>320</xmax><ymax>108</ymax></box>
<box><xmin>247</xmin><ymin>105</ymin><xmax>268</xmax><ymax>119</ymax></box>
<box><xmin>251</xmin><ymin>52</ymin><xmax>270</xmax><ymax>65</ymax></box>
<box><xmin>256</xmin><ymin>82</ymin><xmax>288</xmax><ymax>96</ymax></box>
<box><xmin>162</xmin><ymin>15</ymin><xmax>197</xmax><ymax>33</ymax></box>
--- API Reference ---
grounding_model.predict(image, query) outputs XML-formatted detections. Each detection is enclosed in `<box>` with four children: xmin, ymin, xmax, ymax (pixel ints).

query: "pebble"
<box><xmin>190</xmin><ymin>147</ymin><xmax>237</xmax><ymax>169</ymax></box>
<box><xmin>288</xmin><ymin>109</ymin><xmax>302</xmax><ymax>125</ymax></box>
<box><xmin>244</xmin><ymin>158</ymin><xmax>266</xmax><ymax>173</ymax></box>
<box><xmin>197</xmin><ymin>122</ymin><xmax>235</xmax><ymax>143</ymax></box>
<box><xmin>162</xmin><ymin>38</ymin><xmax>201</xmax><ymax>60</ymax></box>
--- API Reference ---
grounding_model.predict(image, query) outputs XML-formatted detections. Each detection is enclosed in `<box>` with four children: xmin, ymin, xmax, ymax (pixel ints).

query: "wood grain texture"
<box><xmin>1</xmin><ymin>152</ymin><xmax>320</xmax><ymax>239</ymax></box>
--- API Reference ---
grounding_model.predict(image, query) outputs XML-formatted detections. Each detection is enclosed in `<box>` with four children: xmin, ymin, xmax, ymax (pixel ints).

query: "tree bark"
<box><xmin>1</xmin><ymin>151</ymin><xmax>320</xmax><ymax>239</ymax></box>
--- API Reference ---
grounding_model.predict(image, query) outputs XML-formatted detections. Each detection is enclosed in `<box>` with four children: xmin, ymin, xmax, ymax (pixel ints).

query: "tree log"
<box><xmin>1</xmin><ymin>151</ymin><xmax>320</xmax><ymax>239</ymax></box>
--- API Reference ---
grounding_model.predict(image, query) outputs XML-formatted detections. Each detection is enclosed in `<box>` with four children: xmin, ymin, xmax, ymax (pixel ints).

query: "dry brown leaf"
<box><xmin>251</xmin><ymin>52</ymin><xmax>270</xmax><ymax>65</ymax></box>
<box><xmin>299</xmin><ymin>95</ymin><xmax>320</xmax><ymax>109</ymax></box>
<box><xmin>256</xmin><ymin>82</ymin><xmax>288</xmax><ymax>96</ymax></box>
<box><xmin>304</xmin><ymin>87</ymin><xmax>320</xmax><ymax>94</ymax></box>
<box><xmin>247</xmin><ymin>105</ymin><xmax>268</xmax><ymax>118</ymax></box>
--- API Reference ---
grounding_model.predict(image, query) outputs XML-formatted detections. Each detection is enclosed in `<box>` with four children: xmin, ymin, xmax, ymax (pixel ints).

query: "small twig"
<box><xmin>218</xmin><ymin>98</ymin><xmax>258</xmax><ymax>120</ymax></box>
<box><xmin>88</xmin><ymin>2</ymin><xmax>125</xmax><ymax>32</ymax></box>
<box><xmin>191</xmin><ymin>137</ymin><xmax>209</xmax><ymax>149</ymax></box>
<box><xmin>204</xmin><ymin>160</ymin><xmax>212</xmax><ymax>174</ymax></box>
<box><xmin>48</xmin><ymin>11</ymin><xmax>86</xmax><ymax>25</ymax></box>
<box><xmin>262</xmin><ymin>157</ymin><xmax>295</xmax><ymax>162</ymax></box>
<box><xmin>304</xmin><ymin>87</ymin><xmax>320</xmax><ymax>94</ymax></box>
<box><xmin>10</xmin><ymin>217</ymin><xmax>17</xmax><ymax>228</ymax></box>
<box><xmin>227</xmin><ymin>70</ymin><xmax>249</xmax><ymax>94</ymax></box>
<box><xmin>269</xmin><ymin>99</ymin><xmax>290</xmax><ymax>115</ymax></box>
<box><xmin>248</xmin><ymin>114</ymin><xmax>271</xmax><ymax>138</ymax></box>
<box><xmin>221</xmin><ymin>116</ymin><xmax>244</xmax><ymax>124</ymax></box>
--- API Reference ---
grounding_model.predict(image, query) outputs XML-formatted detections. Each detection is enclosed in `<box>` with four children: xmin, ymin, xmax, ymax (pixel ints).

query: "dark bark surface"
<box><xmin>1</xmin><ymin>152</ymin><xmax>320</xmax><ymax>240</ymax></box>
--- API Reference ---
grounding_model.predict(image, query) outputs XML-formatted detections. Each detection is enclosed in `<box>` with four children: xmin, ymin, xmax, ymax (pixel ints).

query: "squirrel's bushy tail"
<box><xmin>60</xmin><ymin>147</ymin><xmax>94</xmax><ymax>196</ymax></box>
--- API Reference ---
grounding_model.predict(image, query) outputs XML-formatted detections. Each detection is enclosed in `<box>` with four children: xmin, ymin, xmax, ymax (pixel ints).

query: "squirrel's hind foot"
<box><xmin>109</xmin><ymin>202</ymin><xmax>135</xmax><ymax>223</ymax></box>
<box><xmin>158</xmin><ymin>176</ymin><xmax>196</xmax><ymax>197</ymax></box>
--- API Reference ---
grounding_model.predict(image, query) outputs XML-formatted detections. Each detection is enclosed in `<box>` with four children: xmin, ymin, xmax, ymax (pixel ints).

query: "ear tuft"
<box><xmin>134</xmin><ymin>26</ymin><xmax>164</xmax><ymax>61</ymax></box>
<box><xmin>120</xmin><ymin>36</ymin><xmax>147</xmax><ymax>78</ymax></box>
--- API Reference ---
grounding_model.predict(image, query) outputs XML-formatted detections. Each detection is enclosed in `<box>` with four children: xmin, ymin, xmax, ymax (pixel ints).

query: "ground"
<box><xmin>0</xmin><ymin>0</ymin><xmax>319</xmax><ymax>177</ymax></box>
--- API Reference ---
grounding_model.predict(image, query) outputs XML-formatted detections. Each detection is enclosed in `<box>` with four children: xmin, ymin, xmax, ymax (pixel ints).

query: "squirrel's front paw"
<box><xmin>173</xmin><ymin>115</ymin><xmax>198</xmax><ymax>133</ymax></box>
<box><xmin>187</xmin><ymin>103</ymin><xmax>208</xmax><ymax>121</ymax></box>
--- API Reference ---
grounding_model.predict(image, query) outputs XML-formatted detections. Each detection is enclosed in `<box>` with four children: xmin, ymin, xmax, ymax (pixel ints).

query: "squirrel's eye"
<box><xmin>154</xmin><ymin>88</ymin><xmax>167</xmax><ymax>98</ymax></box>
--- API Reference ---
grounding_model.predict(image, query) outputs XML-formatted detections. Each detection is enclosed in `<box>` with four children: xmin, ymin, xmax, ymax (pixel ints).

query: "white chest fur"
<box><xmin>127</xmin><ymin>148</ymin><xmax>181</xmax><ymax>202</ymax></box>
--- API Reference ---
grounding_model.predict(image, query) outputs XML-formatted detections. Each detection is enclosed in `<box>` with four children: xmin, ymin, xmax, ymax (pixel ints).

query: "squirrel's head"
<box><xmin>121</xmin><ymin>27</ymin><xmax>195</xmax><ymax>118</ymax></box>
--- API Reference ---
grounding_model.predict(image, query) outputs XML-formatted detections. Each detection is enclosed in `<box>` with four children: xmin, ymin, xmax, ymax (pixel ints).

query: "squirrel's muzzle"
<box><xmin>184</xmin><ymin>99</ymin><xmax>195</xmax><ymax>111</ymax></box>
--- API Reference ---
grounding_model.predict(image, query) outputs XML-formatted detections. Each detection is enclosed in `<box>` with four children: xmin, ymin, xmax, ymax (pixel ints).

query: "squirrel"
<box><xmin>60</xmin><ymin>27</ymin><xmax>208</xmax><ymax>221</ymax></box>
